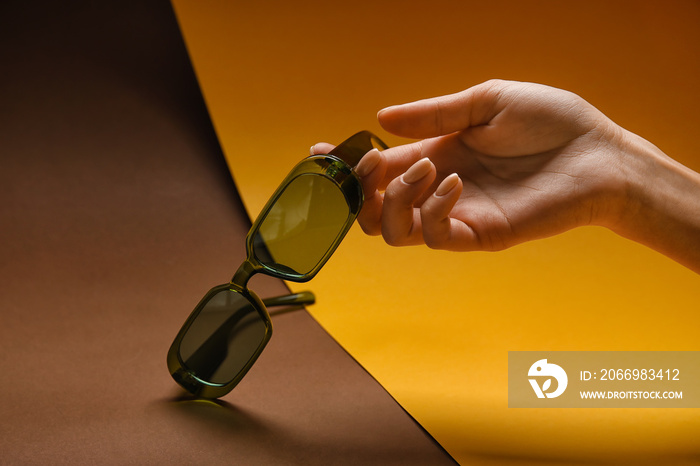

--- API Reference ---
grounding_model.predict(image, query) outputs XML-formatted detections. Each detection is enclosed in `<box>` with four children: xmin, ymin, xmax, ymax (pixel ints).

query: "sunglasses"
<box><xmin>167</xmin><ymin>131</ymin><xmax>388</xmax><ymax>398</ymax></box>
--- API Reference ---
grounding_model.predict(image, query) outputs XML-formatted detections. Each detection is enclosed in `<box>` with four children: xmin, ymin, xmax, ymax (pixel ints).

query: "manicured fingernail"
<box><xmin>435</xmin><ymin>173</ymin><xmax>461</xmax><ymax>196</ymax></box>
<box><xmin>309</xmin><ymin>145</ymin><xmax>316</xmax><ymax>155</ymax></box>
<box><xmin>402</xmin><ymin>158</ymin><xmax>433</xmax><ymax>184</ymax></box>
<box><xmin>356</xmin><ymin>149</ymin><xmax>381</xmax><ymax>177</ymax></box>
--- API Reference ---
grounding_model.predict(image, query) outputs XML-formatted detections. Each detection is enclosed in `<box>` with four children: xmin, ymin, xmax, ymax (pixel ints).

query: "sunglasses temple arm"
<box><xmin>329</xmin><ymin>131</ymin><xmax>389</xmax><ymax>167</ymax></box>
<box><xmin>262</xmin><ymin>291</ymin><xmax>315</xmax><ymax>307</ymax></box>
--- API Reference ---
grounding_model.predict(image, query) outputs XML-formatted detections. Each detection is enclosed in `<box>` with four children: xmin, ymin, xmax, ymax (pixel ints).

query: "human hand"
<box><xmin>312</xmin><ymin>79</ymin><xmax>700</xmax><ymax>272</ymax></box>
<box><xmin>315</xmin><ymin>80</ymin><xmax>628</xmax><ymax>251</ymax></box>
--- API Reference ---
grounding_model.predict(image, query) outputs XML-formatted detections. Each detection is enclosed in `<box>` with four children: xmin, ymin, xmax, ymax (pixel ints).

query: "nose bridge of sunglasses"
<box><xmin>231</xmin><ymin>259</ymin><xmax>257</xmax><ymax>288</ymax></box>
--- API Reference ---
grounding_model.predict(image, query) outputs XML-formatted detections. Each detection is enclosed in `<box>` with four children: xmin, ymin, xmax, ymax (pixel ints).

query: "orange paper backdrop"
<box><xmin>172</xmin><ymin>1</ymin><xmax>700</xmax><ymax>463</ymax></box>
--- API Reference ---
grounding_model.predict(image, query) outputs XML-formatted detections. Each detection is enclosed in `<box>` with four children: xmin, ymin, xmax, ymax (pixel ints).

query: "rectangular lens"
<box><xmin>178</xmin><ymin>287</ymin><xmax>269</xmax><ymax>386</ymax></box>
<box><xmin>253</xmin><ymin>173</ymin><xmax>349</xmax><ymax>277</ymax></box>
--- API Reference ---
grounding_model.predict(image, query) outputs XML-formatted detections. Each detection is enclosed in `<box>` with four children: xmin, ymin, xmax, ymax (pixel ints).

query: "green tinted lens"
<box><xmin>253</xmin><ymin>173</ymin><xmax>349</xmax><ymax>276</ymax></box>
<box><xmin>178</xmin><ymin>288</ymin><xmax>269</xmax><ymax>385</ymax></box>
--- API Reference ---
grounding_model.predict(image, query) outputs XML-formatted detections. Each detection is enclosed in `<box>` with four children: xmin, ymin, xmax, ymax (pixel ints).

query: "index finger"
<box><xmin>377</xmin><ymin>79</ymin><xmax>512</xmax><ymax>140</ymax></box>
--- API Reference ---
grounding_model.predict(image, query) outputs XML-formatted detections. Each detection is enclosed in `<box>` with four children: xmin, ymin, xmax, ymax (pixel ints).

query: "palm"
<box><xmin>424</xmin><ymin>117</ymin><xmax>611</xmax><ymax>249</ymax></box>
<box><xmin>429</xmin><ymin>141</ymin><xmax>583</xmax><ymax>250</ymax></box>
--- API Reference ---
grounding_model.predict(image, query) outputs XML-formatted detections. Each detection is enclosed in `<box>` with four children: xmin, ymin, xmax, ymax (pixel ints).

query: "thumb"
<box><xmin>377</xmin><ymin>79</ymin><xmax>511</xmax><ymax>139</ymax></box>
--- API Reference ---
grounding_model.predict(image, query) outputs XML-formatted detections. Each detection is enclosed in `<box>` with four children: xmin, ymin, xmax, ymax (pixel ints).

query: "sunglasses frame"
<box><xmin>167</xmin><ymin>131</ymin><xmax>388</xmax><ymax>399</ymax></box>
<box><xmin>239</xmin><ymin>153</ymin><xmax>363</xmax><ymax>284</ymax></box>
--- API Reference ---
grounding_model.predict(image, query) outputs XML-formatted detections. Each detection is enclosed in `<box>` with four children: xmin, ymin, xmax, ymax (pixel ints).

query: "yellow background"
<box><xmin>172</xmin><ymin>1</ymin><xmax>700</xmax><ymax>463</ymax></box>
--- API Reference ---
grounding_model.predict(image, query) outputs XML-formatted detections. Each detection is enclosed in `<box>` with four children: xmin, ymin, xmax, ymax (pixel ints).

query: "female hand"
<box><xmin>312</xmin><ymin>79</ymin><xmax>700</xmax><ymax>272</ymax></box>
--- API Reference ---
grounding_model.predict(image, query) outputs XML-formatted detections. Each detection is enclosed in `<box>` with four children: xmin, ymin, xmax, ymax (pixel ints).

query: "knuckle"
<box><xmin>360</xmin><ymin>222</ymin><xmax>382</xmax><ymax>236</ymax></box>
<box><xmin>382</xmin><ymin>232</ymin><xmax>406</xmax><ymax>247</ymax></box>
<box><xmin>423</xmin><ymin>229</ymin><xmax>447</xmax><ymax>250</ymax></box>
<box><xmin>381</xmin><ymin>226</ymin><xmax>410</xmax><ymax>247</ymax></box>
<box><xmin>484</xmin><ymin>78</ymin><xmax>504</xmax><ymax>87</ymax></box>
<box><xmin>423</xmin><ymin>236</ymin><xmax>444</xmax><ymax>250</ymax></box>
<box><xmin>419</xmin><ymin>201</ymin><xmax>440</xmax><ymax>220</ymax></box>
<box><xmin>383</xmin><ymin>181</ymin><xmax>403</xmax><ymax>202</ymax></box>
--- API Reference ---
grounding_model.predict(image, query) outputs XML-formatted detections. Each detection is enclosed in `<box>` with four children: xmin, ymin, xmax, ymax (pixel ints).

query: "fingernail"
<box><xmin>435</xmin><ymin>173</ymin><xmax>461</xmax><ymax>196</ymax></box>
<box><xmin>402</xmin><ymin>158</ymin><xmax>433</xmax><ymax>184</ymax></box>
<box><xmin>309</xmin><ymin>145</ymin><xmax>316</xmax><ymax>155</ymax></box>
<box><xmin>356</xmin><ymin>149</ymin><xmax>381</xmax><ymax>177</ymax></box>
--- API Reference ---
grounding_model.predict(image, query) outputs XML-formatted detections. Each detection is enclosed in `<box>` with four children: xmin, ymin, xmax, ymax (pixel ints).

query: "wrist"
<box><xmin>609</xmin><ymin>128</ymin><xmax>700</xmax><ymax>272</ymax></box>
